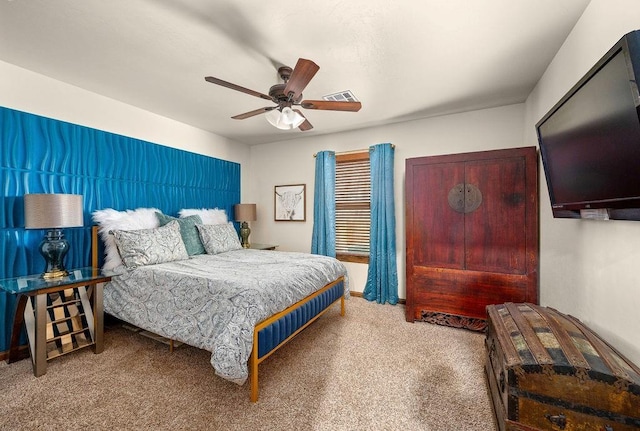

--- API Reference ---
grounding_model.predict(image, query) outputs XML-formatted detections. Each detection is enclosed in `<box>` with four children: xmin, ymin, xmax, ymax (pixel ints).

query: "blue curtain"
<box><xmin>311</xmin><ymin>151</ymin><xmax>336</xmax><ymax>257</ymax></box>
<box><xmin>363</xmin><ymin>143</ymin><xmax>398</xmax><ymax>305</ymax></box>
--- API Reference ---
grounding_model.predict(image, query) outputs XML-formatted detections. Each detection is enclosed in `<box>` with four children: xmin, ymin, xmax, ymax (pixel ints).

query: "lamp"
<box><xmin>24</xmin><ymin>193</ymin><xmax>84</xmax><ymax>279</ymax></box>
<box><xmin>266</xmin><ymin>106</ymin><xmax>305</xmax><ymax>130</ymax></box>
<box><xmin>234</xmin><ymin>203</ymin><xmax>257</xmax><ymax>248</ymax></box>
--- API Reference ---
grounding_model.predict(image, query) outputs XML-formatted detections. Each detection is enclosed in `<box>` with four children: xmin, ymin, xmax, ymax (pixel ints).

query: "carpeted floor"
<box><xmin>0</xmin><ymin>297</ymin><xmax>497</xmax><ymax>430</ymax></box>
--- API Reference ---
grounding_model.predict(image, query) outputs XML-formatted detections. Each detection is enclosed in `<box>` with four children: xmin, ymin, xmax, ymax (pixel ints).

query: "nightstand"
<box><xmin>0</xmin><ymin>267</ymin><xmax>111</xmax><ymax>376</ymax></box>
<box><xmin>250</xmin><ymin>243</ymin><xmax>278</xmax><ymax>250</ymax></box>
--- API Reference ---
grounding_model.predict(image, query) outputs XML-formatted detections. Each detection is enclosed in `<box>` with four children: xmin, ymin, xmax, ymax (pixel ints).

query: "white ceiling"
<box><xmin>0</xmin><ymin>0</ymin><xmax>591</xmax><ymax>145</ymax></box>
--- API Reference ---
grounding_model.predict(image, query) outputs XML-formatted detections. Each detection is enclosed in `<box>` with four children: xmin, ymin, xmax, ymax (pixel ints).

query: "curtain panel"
<box><xmin>363</xmin><ymin>143</ymin><xmax>399</xmax><ymax>305</ymax></box>
<box><xmin>311</xmin><ymin>151</ymin><xmax>336</xmax><ymax>257</ymax></box>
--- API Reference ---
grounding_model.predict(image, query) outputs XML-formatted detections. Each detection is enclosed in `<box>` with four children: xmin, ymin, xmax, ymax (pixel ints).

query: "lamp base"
<box><xmin>43</xmin><ymin>269</ymin><xmax>69</xmax><ymax>280</ymax></box>
<box><xmin>39</xmin><ymin>229</ymin><xmax>70</xmax><ymax>279</ymax></box>
<box><xmin>239</xmin><ymin>221</ymin><xmax>251</xmax><ymax>249</ymax></box>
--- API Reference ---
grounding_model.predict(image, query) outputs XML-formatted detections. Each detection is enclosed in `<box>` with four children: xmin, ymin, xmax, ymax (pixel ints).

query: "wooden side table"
<box><xmin>0</xmin><ymin>268</ymin><xmax>111</xmax><ymax>376</ymax></box>
<box><xmin>250</xmin><ymin>243</ymin><xmax>278</xmax><ymax>250</ymax></box>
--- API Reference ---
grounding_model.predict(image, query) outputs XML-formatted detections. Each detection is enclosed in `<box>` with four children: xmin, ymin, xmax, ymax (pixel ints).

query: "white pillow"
<box><xmin>92</xmin><ymin>207</ymin><xmax>162</xmax><ymax>271</ymax></box>
<box><xmin>178</xmin><ymin>208</ymin><xmax>227</xmax><ymax>225</ymax></box>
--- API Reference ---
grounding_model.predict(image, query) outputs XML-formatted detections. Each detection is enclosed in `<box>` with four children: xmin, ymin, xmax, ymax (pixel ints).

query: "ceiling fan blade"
<box><xmin>300</xmin><ymin>100</ymin><xmax>362</xmax><ymax>112</ymax></box>
<box><xmin>205</xmin><ymin>76</ymin><xmax>272</xmax><ymax>101</ymax></box>
<box><xmin>231</xmin><ymin>106</ymin><xmax>276</xmax><ymax>120</ymax></box>
<box><xmin>293</xmin><ymin>109</ymin><xmax>313</xmax><ymax>131</ymax></box>
<box><xmin>283</xmin><ymin>58</ymin><xmax>319</xmax><ymax>100</ymax></box>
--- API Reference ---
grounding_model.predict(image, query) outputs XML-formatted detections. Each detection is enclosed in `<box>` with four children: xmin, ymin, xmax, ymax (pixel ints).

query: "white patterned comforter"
<box><xmin>103</xmin><ymin>249</ymin><xmax>349</xmax><ymax>384</ymax></box>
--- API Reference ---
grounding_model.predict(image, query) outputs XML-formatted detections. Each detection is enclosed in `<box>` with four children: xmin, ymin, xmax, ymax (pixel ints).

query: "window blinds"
<box><xmin>335</xmin><ymin>152</ymin><xmax>370</xmax><ymax>260</ymax></box>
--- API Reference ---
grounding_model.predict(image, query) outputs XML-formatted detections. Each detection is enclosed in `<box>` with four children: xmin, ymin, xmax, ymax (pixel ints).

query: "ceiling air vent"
<box><xmin>322</xmin><ymin>90</ymin><xmax>358</xmax><ymax>102</ymax></box>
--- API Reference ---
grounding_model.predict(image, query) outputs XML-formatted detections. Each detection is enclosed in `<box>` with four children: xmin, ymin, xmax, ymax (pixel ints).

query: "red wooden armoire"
<box><xmin>405</xmin><ymin>147</ymin><xmax>538</xmax><ymax>330</ymax></box>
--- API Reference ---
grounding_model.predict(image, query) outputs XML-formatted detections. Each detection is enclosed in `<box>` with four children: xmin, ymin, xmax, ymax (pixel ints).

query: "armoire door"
<box><xmin>405</xmin><ymin>147</ymin><xmax>538</xmax><ymax>330</ymax></box>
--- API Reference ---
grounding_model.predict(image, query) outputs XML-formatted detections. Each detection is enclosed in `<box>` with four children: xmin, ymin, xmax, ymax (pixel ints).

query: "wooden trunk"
<box><xmin>485</xmin><ymin>303</ymin><xmax>640</xmax><ymax>431</ymax></box>
<box><xmin>405</xmin><ymin>147</ymin><xmax>539</xmax><ymax>330</ymax></box>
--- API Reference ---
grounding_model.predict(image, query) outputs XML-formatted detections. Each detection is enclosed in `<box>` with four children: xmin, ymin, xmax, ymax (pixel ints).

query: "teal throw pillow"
<box><xmin>156</xmin><ymin>212</ymin><xmax>205</xmax><ymax>256</ymax></box>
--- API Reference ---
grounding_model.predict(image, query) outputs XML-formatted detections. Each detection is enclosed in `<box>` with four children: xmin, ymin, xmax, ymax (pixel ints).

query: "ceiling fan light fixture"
<box><xmin>266</xmin><ymin>107</ymin><xmax>305</xmax><ymax>130</ymax></box>
<box><xmin>283</xmin><ymin>107</ymin><xmax>305</xmax><ymax>127</ymax></box>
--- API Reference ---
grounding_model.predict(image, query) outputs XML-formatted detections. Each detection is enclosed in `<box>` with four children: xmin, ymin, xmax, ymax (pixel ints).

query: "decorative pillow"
<box><xmin>112</xmin><ymin>220</ymin><xmax>188</xmax><ymax>269</ymax></box>
<box><xmin>156</xmin><ymin>212</ymin><xmax>205</xmax><ymax>256</ymax></box>
<box><xmin>179</xmin><ymin>208</ymin><xmax>227</xmax><ymax>225</ymax></box>
<box><xmin>92</xmin><ymin>207</ymin><xmax>162</xmax><ymax>271</ymax></box>
<box><xmin>196</xmin><ymin>222</ymin><xmax>242</xmax><ymax>255</ymax></box>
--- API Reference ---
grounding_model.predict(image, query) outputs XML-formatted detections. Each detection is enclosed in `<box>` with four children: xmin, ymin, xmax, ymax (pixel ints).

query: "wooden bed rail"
<box><xmin>250</xmin><ymin>277</ymin><xmax>345</xmax><ymax>402</ymax></box>
<box><xmin>91</xmin><ymin>226</ymin><xmax>99</xmax><ymax>269</ymax></box>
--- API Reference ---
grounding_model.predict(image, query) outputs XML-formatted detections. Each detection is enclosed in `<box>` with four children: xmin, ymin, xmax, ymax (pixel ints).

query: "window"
<box><xmin>335</xmin><ymin>151</ymin><xmax>370</xmax><ymax>263</ymax></box>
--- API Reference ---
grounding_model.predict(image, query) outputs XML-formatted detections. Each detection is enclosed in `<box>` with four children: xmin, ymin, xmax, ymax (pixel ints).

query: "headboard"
<box><xmin>0</xmin><ymin>106</ymin><xmax>240</xmax><ymax>351</ymax></box>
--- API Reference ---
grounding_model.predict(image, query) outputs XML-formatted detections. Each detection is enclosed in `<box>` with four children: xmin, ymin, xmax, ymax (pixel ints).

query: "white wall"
<box><xmin>0</xmin><ymin>60</ymin><xmax>250</xmax><ymax>182</ymax></box>
<box><xmin>524</xmin><ymin>0</ymin><xmax>640</xmax><ymax>364</ymax></box>
<box><xmin>248</xmin><ymin>104</ymin><xmax>525</xmax><ymax>298</ymax></box>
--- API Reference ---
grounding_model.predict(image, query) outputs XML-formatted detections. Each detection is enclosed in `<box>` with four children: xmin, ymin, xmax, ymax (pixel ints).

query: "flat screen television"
<box><xmin>536</xmin><ymin>30</ymin><xmax>640</xmax><ymax>220</ymax></box>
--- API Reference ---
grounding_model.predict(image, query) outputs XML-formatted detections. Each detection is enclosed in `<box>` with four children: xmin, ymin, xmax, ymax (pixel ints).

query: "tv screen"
<box><xmin>536</xmin><ymin>30</ymin><xmax>640</xmax><ymax>220</ymax></box>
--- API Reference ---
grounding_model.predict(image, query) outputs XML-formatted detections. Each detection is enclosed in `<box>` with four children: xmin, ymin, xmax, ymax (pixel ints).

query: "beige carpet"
<box><xmin>0</xmin><ymin>297</ymin><xmax>497</xmax><ymax>430</ymax></box>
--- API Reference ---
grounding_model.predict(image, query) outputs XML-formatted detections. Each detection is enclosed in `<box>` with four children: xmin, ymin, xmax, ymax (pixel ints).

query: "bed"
<box><xmin>90</xmin><ymin>210</ymin><xmax>348</xmax><ymax>402</ymax></box>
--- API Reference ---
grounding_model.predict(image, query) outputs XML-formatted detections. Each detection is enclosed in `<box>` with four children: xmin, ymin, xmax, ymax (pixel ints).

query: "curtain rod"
<box><xmin>313</xmin><ymin>144</ymin><xmax>395</xmax><ymax>157</ymax></box>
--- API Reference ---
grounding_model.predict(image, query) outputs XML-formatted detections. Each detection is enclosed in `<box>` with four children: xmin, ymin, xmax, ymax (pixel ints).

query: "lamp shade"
<box><xmin>24</xmin><ymin>193</ymin><xmax>84</xmax><ymax>229</ymax></box>
<box><xmin>234</xmin><ymin>203</ymin><xmax>257</xmax><ymax>222</ymax></box>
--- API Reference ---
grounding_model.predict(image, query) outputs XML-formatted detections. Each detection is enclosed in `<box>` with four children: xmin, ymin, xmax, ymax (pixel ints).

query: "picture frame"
<box><xmin>274</xmin><ymin>184</ymin><xmax>306</xmax><ymax>221</ymax></box>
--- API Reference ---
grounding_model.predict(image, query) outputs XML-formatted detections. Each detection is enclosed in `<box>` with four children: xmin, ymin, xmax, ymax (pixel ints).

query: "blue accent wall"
<box><xmin>0</xmin><ymin>106</ymin><xmax>240</xmax><ymax>352</ymax></box>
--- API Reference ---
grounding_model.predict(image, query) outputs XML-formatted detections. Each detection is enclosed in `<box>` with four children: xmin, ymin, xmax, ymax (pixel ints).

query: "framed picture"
<box><xmin>274</xmin><ymin>184</ymin><xmax>306</xmax><ymax>221</ymax></box>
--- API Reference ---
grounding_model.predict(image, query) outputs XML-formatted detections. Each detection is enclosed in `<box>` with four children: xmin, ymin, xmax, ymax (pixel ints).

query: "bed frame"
<box><xmin>91</xmin><ymin>226</ymin><xmax>345</xmax><ymax>402</ymax></box>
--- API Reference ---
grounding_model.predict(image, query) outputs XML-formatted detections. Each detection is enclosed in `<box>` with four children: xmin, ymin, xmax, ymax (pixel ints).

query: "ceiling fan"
<box><xmin>204</xmin><ymin>58</ymin><xmax>362</xmax><ymax>131</ymax></box>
